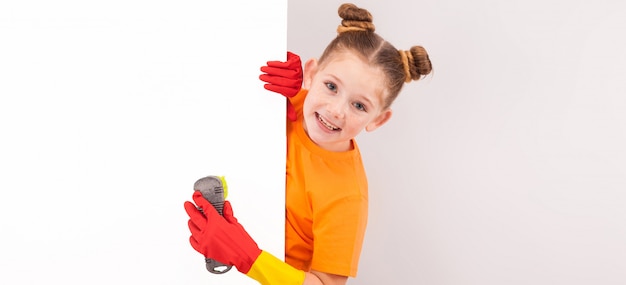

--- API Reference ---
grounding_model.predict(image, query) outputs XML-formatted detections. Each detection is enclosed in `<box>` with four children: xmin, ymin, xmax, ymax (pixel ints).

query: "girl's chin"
<box><xmin>307</xmin><ymin>131</ymin><xmax>352</xmax><ymax>151</ymax></box>
<box><xmin>313</xmin><ymin>139</ymin><xmax>351</xmax><ymax>152</ymax></box>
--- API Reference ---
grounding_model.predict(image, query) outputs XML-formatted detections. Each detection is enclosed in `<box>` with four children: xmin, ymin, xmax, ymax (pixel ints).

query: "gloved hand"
<box><xmin>184</xmin><ymin>192</ymin><xmax>262</xmax><ymax>274</ymax></box>
<box><xmin>184</xmin><ymin>192</ymin><xmax>306</xmax><ymax>284</ymax></box>
<box><xmin>259</xmin><ymin>51</ymin><xmax>303</xmax><ymax>121</ymax></box>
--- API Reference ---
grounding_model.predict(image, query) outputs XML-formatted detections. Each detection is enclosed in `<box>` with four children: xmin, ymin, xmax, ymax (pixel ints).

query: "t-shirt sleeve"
<box><xmin>289</xmin><ymin>89</ymin><xmax>307</xmax><ymax>115</ymax></box>
<box><xmin>310</xmin><ymin>193</ymin><xmax>368</xmax><ymax>277</ymax></box>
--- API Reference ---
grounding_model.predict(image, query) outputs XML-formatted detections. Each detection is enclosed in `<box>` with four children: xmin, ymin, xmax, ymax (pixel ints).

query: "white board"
<box><xmin>0</xmin><ymin>1</ymin><xmax>286</xmax><ymax>284</ymax></box>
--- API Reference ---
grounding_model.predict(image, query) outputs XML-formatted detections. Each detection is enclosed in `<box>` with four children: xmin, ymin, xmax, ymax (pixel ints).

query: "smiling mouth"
<box><xmin>316</xmin><ymin>113</ymin><xmax>341</xmax><ymax>131</ymax></box>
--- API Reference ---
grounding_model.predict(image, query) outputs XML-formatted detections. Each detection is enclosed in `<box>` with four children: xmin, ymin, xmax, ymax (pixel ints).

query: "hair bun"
<box><xmin>337</xmin><ymin>3</ymin><xmax>375</xmax><ymax>33</ymax></box>
<box><xmin>400</xmin><ymin>46</ymin><xmax>432</xmax><ymax>82</ymax></box>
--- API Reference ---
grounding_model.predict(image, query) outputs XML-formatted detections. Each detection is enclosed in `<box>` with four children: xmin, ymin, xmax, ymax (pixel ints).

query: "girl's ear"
<box><xmin>365</xmin><ymin>108</ymin><xmax>393</xmax><ymax>132</ymax></box>
<box><xmin>302</xmin><ymin>58</ymin><xmax>318</xmax><ymax>89</ymax></box>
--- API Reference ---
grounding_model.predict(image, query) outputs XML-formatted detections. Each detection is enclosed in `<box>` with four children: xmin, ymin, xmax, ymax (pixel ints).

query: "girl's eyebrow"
<box><xmin>357</xmin><ymin>94</ymin><xmax>374</xmax><ymax>107</ymax></box>
<box><xmin>328</xmin><ymin>74</ymin><xmax>343</xmax><ymax>86</ymax></box>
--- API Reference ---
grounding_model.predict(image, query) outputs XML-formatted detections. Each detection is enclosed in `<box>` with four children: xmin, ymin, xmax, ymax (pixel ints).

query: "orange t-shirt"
<box><xmin>284</xmin><ymin>89</ymin><xmax>368</xmax><ymax>277</ymax></box>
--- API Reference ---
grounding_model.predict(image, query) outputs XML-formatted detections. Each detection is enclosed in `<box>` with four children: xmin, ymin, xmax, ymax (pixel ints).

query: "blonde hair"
<box><xmin>319</xmin><ymin>3</ymin><xmax>432</xmax><ymax>108</ymax></box>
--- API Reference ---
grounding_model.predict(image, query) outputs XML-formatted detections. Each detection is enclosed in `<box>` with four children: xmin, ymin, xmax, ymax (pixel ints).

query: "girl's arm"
<box><xmin>305</xmin><ymin>270</ymin><xmax>348</xmax><ymax>285</ymax></box>
<box><xmin>185</xmin><ymin>193</ymin><xmax>354</xmax><ymax>285</ymax></box>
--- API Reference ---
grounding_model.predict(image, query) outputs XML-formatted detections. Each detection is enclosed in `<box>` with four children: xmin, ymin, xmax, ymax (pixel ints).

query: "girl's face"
<box><xmin>302</xmin><ymin>51</ymin><xmax>392</xmax><ymax>152</ymax></box>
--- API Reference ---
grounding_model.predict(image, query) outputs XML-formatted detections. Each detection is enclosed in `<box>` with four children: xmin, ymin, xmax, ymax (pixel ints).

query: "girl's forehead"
<box><xmin>320</xmin><ymin>50</ymin><xmax>368</xmax><ymax>67</ymax></box>
<box><xmin>320</xmin><ymin>52</ymin><xmax>381</xmax><ymax>77</ymax></box>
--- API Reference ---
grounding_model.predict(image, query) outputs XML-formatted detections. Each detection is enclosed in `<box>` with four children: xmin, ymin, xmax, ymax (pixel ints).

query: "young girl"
<box><xmin>184</xmin><ymin>3</ymin><xmax>432</xmax><ymax>285</ymax></box>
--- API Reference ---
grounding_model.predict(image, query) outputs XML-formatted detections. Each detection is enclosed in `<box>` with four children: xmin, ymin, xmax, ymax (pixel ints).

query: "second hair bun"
<box><xmin>338</xmin><ymin>3</ymin><xmax>375</xmax><ymax>32</ymax></box>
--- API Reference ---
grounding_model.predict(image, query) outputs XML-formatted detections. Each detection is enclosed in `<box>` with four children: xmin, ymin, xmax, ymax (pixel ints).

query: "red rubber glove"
<box><xmin>184</xmin><ymin>192</ymin><xmax>262</xmax><ymax>274</ymax></box>
<box><xmin>259</xmin><ymin>51</ymin><xmax>303</xmax><ymax>121</ymax></box>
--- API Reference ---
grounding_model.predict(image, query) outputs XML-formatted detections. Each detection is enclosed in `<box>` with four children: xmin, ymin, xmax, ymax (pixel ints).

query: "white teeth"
<box><xmin>318</xmin><ymin>114</ymin><xmax>340</xmax><ymax>130</ymax></box>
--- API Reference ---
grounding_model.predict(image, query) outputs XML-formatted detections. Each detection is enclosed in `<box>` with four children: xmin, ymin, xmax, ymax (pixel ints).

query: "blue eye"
<box><xmin>325</xmin><ymin>82</ymin><xmax>337</xmax><ymax>92</ymax></box>
<box><xmin>353</xmin><ymin>102</ymin><xmax>366</xmax><ymax>112</ymax></box>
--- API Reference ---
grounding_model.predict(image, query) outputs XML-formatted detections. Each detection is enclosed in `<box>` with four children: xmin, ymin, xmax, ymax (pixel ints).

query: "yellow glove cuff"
<box><xmin>246</xmin><ymin>251</ymin><xmax>305</xmax><ymax>285</ymax></box>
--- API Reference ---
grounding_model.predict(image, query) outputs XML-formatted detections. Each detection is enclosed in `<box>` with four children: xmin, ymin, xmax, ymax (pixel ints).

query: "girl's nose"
<box><xmin>327</xmin><ymin>99</ymin><xmax>347</xmax><ymax>119</ymax></box>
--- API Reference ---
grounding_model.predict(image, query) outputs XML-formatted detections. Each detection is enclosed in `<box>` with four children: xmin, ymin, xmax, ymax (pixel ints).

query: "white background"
<box><xmin>0</xmin><ymin>1</ymin><xmax>286</xmax><ymax>284</ymax></box>
<box><xmin>289</xmin><ymin>0</ymin><xmax>626</xmax><ymax>284</ymax></box>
